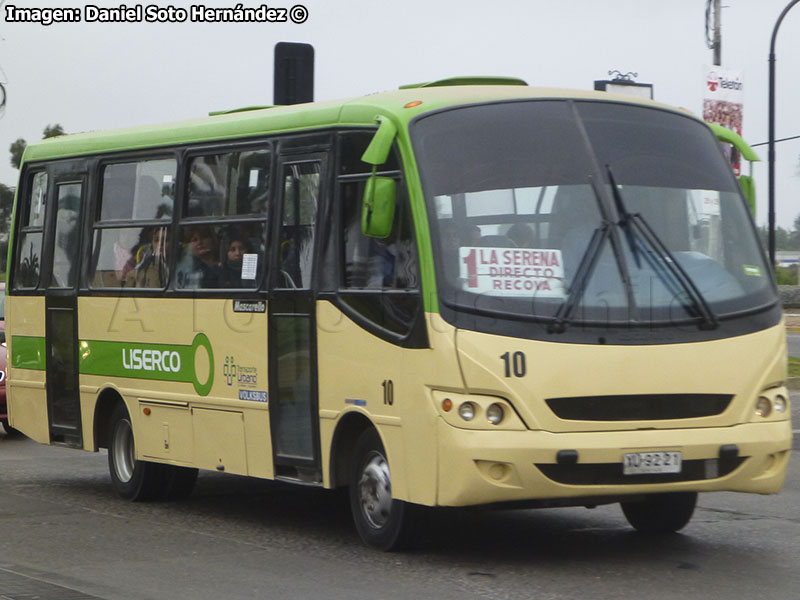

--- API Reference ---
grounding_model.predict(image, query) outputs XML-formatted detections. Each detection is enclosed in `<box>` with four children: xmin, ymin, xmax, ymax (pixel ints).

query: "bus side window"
<box><xmin>336</xmin><ymin>175</ymin><xmax>422</xmax><ymax>342</ymax></box>
<box><xmin>278</xmin><ymin>162</ymin><xmax>320</xmax><ymax>289</ymax></box>
<box><xmin>341</xmin><ymin>180</ymin><xmax>417</xmax><ymax>290</ymax></box>
<box><xmin>50</xmin><ymin>183</ymin><xmax>83</xmax><ymax>289</ymax></box>
<box><xmin>187</xmin><ymin>150</ymin><xmax>271</xmax><ymax>217</ymax></box>
<box><xmin>13</xmin><ymin>171</ymin><xmax>48</xmax><ymax>290</ymax></box>
<box><xmin>101</xmin><ymin>160</ymin><xmax>175</xmax><ymax>221</ymax></box>
<box><xmin>237</xmin><ymin>150</ymin><xmax>271</xmax><ymax>214</ymax></box>
<box><xmin>173</xmin><ymin>148</ymin><xmax>270</xmax><ymax>290</ymax></box>
<box><xmin>90</xmin><ymin>159</ymin><xmax>176</xmax><ymax>289</ymax></box>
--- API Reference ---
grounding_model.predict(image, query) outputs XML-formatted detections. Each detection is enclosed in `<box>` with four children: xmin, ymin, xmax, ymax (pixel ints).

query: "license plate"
<box><xmin>623</xmin><ymin>451</ymin><xmax>682</xmax><ymax>475</ymax></box>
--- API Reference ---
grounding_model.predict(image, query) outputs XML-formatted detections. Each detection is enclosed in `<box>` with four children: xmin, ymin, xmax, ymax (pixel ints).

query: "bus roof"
<box><xmin>20</xmin><ymin>84</ymin><xmax>692</xmax><ymax>165</ymax></box>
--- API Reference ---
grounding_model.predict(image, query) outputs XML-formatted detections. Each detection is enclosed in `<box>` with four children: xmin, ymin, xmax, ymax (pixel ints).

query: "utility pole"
<box><xmin>713</xmin><ymin>0</ymin><xmax>722</xmax><ymax>66</ymax></box>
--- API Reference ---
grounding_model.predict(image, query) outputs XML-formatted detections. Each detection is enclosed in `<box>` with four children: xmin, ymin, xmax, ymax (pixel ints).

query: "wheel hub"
<box><xmin>358</xmin><ymin>452</ymin><xmax>392</xmax><ymax>529</ymax></box>
<box><xmin>112</xmin><ymin>418</ymin><xmax>135</xmax><ymax>483</ymax></box>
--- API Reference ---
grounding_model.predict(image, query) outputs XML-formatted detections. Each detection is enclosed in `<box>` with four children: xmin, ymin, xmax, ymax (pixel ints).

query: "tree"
<box><xmin>0</xmin><ymin>183</ymin><xmax>14</xmax><ymax>274</ymax></box>
<box><xmin>9</xmin><ymin>123</ymin><xmax>66</xmax><ymax>169</ymax></box>
<box><xmin>9</xmin><ymin>138</ymin><xmax>25</xmax><ymax>169</ymax></box>
<box><xmin>43</xmin><ymin>124</ymin><xmax>65</xmax><ymax>139</ymax></box>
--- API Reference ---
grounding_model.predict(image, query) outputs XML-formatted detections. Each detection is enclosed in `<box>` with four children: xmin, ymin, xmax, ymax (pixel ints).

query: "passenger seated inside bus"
<box><xmin>176</xmin><ymin>225</ymin><xmax>222</xmax><ymax>288</ymax></box>
<box><xmin>127</xmin><ymin>226</ymin><xmax>170</xmax><ymax>288</ymax></box>
<box><xmin>506</xmin><ymin>222</ymin><xmax>535</xmax><ymax>248</ymax></box>
<box><xmin>220</xmin><ymin>229</ymin><xmax>258</xmax><ymax>288</ymax></box>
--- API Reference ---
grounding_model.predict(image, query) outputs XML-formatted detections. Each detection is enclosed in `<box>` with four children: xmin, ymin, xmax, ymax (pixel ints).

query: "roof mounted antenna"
<box><xmin>273</xmin><ymin>42</ymin><xmax>314</xmax><ymax>105</ymax></box>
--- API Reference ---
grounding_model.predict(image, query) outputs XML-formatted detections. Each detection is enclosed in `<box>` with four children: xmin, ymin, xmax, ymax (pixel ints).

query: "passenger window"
<box><xmin>186</xmin><ymin>150</ymin><xmax>271</xmax><ymax>217</ymax></box>
<box><xmin>277</xmin><ymin>161</ymin><xmax>320</xmax><ymax>289</ymax></box>
<box><xmin>91</xmin><ymin>158</ymin><xmax>176</xmax><ymax>289</ymax></box>
<box><xmin>175</xmin><ymin>223</ymin><xmax>265</xmax><ymax>289</ymax></box>
<box><xmin>27</xmin><ymin>171</ymin><xmax>48</xmax><ymax>227</ymax></box>
<box><xmin>101</xmin><ymin>159</ymin><xmax>175</xmax><ymax>221</ymax></box>
<box><xmin>90</xmin><ymin>226</ymin><xmax>170</xmax><ymax>289</ymax></box>
<box><xmin>50</xmin><ymin>183</ymin><xmax>82</xmax><ymax>288</ymax></box>
<box><xmin>14</xmin><ymin>171</ymin><xmax>48</xmax><ymax>289</ymax></box>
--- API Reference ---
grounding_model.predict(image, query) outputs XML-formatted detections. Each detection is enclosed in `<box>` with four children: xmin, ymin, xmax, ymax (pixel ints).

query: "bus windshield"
<box><xmin>412</xmin><ymin>100</ymin><xmax>774</xmax><ymax>328</ymax></box>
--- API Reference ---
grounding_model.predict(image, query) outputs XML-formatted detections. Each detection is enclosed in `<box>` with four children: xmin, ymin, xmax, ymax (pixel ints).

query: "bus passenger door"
<box><xmin>45</xmin><ymin>178</ymin><xmax>85</xmax><ymax>447</ymax></box>
<box><xmin>269</xmin><ymin>154</ymin><xmax>327</xmax><ymax>482</ymax></box>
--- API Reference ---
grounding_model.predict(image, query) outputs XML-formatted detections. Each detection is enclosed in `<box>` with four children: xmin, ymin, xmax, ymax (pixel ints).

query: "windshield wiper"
<box><xmin>607</xmin><ymin>166</ymin><xmax>642</xmax><ymax>270</ymax></box>
<box><xmin>606</xmin><ymin>166</ymin><xmax>718</xmax><ymax>330</ymax></box>
<box><xmin>550</xmin><ymin>173</ymin><xmax>639</xmax><ymax>334</ymax></box>
<box><xmin>548</xmin><ymin>223</ymin><xmax>610</xmax><ymax>334</ymax></box>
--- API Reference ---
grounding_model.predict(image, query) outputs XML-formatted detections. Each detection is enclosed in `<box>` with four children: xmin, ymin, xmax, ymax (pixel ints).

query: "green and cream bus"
<box><xmin>5</xmin><ymin>78</ymin><xmax>792</xmax><ymax>550</ymax></box>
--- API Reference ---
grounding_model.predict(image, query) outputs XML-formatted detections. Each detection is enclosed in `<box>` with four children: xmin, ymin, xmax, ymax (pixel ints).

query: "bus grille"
<box><xmin>536</xmin><ymin>457</ymin><xmax>745</xmax><ymax>486</ymax></box>
<box><xmin>545</xmin><ymin>394</ymin><xmax>733</xmax><ymax>421</ymax></box>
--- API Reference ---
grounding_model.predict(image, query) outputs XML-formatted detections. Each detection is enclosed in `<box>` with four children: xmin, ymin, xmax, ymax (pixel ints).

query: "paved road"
<box><xmin>0</xmin><ymin>428</ymin><xmax>798</xmax><ymax>600</ymax></box>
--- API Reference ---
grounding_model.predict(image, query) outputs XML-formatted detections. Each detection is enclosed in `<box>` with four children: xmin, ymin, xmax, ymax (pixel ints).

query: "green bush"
<box><xmin>775</xmin><ymin>266</ymin><xmax>798</xmax><ymax>286</ymax></box>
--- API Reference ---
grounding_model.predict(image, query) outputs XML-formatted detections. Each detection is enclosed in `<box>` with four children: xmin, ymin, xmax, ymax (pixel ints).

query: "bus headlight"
<box><xmin>486</xmin><ymin>403</ymin><xmax>505</xmax><ymax>425</ymax></box>
<box><xmin>431</xmin><ymin>391</ymin><xmax>527</xmax><ymax>431</ymax></box>
<box><xmin>458</xmin><ymin>402</ymin><xmax>476</xmax><ymax>421</ymax></box>
<box><xmin>755</xmin><ymin>396</ymin><xmax>772</xmax><ymax>418</ymax></box>
<box><xmin>751</xmin><ymin>386</ymin><xmax>790</xmax><ymax>421</ymax></box>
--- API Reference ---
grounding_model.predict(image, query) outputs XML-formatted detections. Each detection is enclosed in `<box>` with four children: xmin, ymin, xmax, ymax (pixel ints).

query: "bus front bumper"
<box><xmin>435</xmin><ymin>419</ymin><xmax>792</xmax><ymax>507</ymax></box>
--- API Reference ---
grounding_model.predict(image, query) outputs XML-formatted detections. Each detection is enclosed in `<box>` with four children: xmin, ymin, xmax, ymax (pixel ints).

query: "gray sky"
<box><xmin>2</xmin><ymin>0</ymin><xmax>800</xmax><ymax>227</ymax></box>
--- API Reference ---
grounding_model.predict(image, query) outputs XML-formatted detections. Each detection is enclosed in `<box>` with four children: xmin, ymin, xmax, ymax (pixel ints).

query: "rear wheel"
<box><xmin>621</xmin><ymin>492</ymin><xmax>698</xmax><ymax>533</ymax></box>
<box><xmin>1</xmin><ymin>419</ymin><xmax>18</xmax><ymax>436</ymax></box>
<box><xmin>107</xmin><ymin>403</ymin><xmax>170</xmax><ymax>501</ymax></box>
<box><xmin>349</xmin><ymin>428</ymin><xmax>418</xmax><ymax>551</ymax></box>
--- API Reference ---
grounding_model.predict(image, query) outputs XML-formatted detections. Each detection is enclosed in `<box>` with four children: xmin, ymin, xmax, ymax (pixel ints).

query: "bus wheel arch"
<box><xmin>329</xmin><ymin>412</ymin><xmax>376</xmax><ymax>489</ymax></box>
<box><xmin>94</xmin><ymin>387</ymin><xmax>125</xmax><ymax>451</ymax></box>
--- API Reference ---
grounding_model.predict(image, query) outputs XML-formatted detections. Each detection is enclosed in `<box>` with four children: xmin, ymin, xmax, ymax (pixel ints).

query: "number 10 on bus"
<box><xmin>500</xmin><ymin>351</ymin><xmax>526</xmax><ymax>378</ymax></box>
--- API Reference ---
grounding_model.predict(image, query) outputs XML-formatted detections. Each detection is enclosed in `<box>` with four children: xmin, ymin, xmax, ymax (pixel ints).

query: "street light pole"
<box><xmin>713</xmin><ymin>0</ymin><xmax>722</xmax><ymax>66</ymax></box>
<box><xmin>768</xmin><ymin>0</ymin><xmax>800</xmax><ymax>266</ymax></box>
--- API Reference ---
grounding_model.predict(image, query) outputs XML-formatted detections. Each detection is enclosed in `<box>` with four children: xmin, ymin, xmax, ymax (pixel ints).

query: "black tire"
<box><xmin>349</xmin><ymin>428</ymin><xmax>418</xmax><ymax>551</ymax></box>
<box><xmin>621</xmin><ymin>492</ymin><xmax>698</xmax><ymax>533</ymax></box>
<box><xmin>107</xmin><ymin>403</ymin><xmax>170</xmax><ymax>501</ymax></box>
<box><xmin>1</xmin><ymin>419</ymin><xmax>18</xmax><ymax>436</ymax></box>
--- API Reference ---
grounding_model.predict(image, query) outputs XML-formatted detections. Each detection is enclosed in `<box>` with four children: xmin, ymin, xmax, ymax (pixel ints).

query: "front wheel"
<box><xmin>349</xmin><ymin>428</ymin><xmax>418</xmax><ymax>551</ymax></box>
<box><xmin>620</xmin><ymin>492</ymin><xmax>698</xmax><ymax>533</ymax></box>
<box><xmin>107</xmin><ymin>403</ymin><xmax>170</xmax><ymax>501</ymax></box>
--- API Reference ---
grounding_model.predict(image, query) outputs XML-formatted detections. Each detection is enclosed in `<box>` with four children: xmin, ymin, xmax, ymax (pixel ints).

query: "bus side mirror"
<box><xmin>361</xmin><ymin>115</ymin><xmax>398</xmax><ymax>238</ymax></box>
<box><xmin>738</xmin><ymin>175</ymin><xmax>756</xmax><ymax>216</ymax></box>
<box><xmin>361</xmin><ymin>115</ymin><xmax>397</xmax><ymax>165</ymax></box>
<box><xmin>362</xmin><ymin>176</ymin><xmax>396</xmax><ymax>238</ymax></box>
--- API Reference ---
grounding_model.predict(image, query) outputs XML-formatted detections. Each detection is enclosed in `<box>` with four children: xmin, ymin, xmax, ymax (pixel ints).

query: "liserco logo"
<box><xmin>79</xmin><ymin>333</ymin><xmax>215</xmax><ymax>396</ymax></box>
<box><xmin>122</xmin><ymin>348</ymin><xmax>181</xmax><ymax>373</ymax></box>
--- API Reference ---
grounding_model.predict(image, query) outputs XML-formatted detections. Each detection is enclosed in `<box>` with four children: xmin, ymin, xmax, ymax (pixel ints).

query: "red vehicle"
<box><xmin>0</xmin><ymin>281</ymin><xmax>7</xmax><ymax>433</ymax></box>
